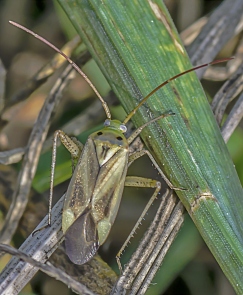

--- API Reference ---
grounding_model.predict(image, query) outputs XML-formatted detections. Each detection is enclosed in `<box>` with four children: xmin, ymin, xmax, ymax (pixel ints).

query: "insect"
<box><xmin>9</xmin><ymin>21</ymin><xmax>232</xmax><ymax>266</ymax></box>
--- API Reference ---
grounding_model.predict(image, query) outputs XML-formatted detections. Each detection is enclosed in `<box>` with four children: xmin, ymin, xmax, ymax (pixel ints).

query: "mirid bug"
<box><xmin>9</xmin><ymin>21</ymin><xmax>232</xmax><ymax>267</ymax></box>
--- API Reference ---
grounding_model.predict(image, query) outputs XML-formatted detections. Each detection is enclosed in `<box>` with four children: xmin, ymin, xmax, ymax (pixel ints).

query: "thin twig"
<box><xmin>111</xmin><ymin>190</ymin><xmax>185</xmax><ymax>295</ymax></box>
<box><xmin>0</xmin><ymin>147</ymin><xmax>25</xmax><ymax>165</ymax></box>
<box><xmin>0</xmin><ymin>59</ymin><xmax>6</xmax><ymax>113</ymax></box>
<box><xmin>0</xmin><ymin>188</ymin><xmax>117</xmax><ymax>295</ymax></box>
<box><xmin>203</xmin><ymin>34</ymin><xmax>243</xmax><ymax>81</ymax></box>
<box><xmin>180</xmin><ymin>16</ymin><xmax>207</xmax><ymax>46</ymax></box>
<box><xmin>187</xmin><ymin>0</ymin><xmax>243</xmax><ymax>78</ymax></box>
<box><xmin>0</xmin><ymin>195</ymin><xmax>64</xmax><ymax>294</ymax></box>
<box><xmin>221</xmin><ymin>92</ymin><xmax>243</xmax><ymax>142</ymax></box>
<box><xmin>211</xmin><ymin>63</ymin><xmax>243</xmax><ymax>124</ymax></box>
<box><xmin>137</xmin><ymin>215</ymin><xmax>184</xmax><ymax>294</ymax></box>
<box><xmin>6</xmin><ymin>35</ymin><xmax>82</xmax><ymax>108</ymax></box>
<box><xmin>181</xmin><ymin>14</ymin><xmax>243</xmax><ymax>49</ymax></box>
<box><xmin>0</xmin><ymin>63</ymin><xmax>74</xmax><ymax>245</ymax></box>
<box><xmin>0</xmin><ymin>244</ymin><xmax>96</xmax><ymax>295</ymax></box>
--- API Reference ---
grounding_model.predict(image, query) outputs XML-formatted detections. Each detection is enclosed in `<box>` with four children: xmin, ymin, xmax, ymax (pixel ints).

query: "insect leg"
<box><xmin>33</xmin><ymin>130</ymin><xmax>83</xmax><ymax>235</ymax></box>
<box><xmin>48</xmin><ymin>130</ymin><xmax>84</xmax><ymax>225</ymax></box>
<box><xmin>127</xmin><ymin>111</ymin><xmax>175</xmax><ymax>145</ymax></box>
<box><xmin>128</xmin><ymin>150</ymin><xmax>184</xmax><ymax>190</ymax></box>
<box><xmin>116</xmin><ymin>176</ymin><xmax>161</xmax><ymax>272</ymax></box>
<box><xmin>70</xmin><ymin>136</ymin><xmax>84</xmax><ymax>173</ymax></box>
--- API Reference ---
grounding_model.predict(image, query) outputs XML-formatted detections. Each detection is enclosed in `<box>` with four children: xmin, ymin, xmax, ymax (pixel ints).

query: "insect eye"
<box><xmin>104</xmin><ymin>119</ymin><xmax>110</xmax><ymax>127</ymax></box>
<box><xmin>97</xmin><ymin>131</ymin><xmax>103</xmax><ymax>136</ymax></box>
<box><xmin>116</xmin><ymin>136</ymin><xmax>123</xmax><ymax>141</ymax></box>
<box><xmin>120</xmin><ymin>124</ymin><xmax>127</xmax><ymax>133</ymax></box>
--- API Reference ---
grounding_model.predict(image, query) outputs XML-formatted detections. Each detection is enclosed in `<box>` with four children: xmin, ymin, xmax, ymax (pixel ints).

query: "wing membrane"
<box><xmin>65</xmin><ymin>209</ymin><xmax>99</xmax><ymax>264</ymax></box>
<box><xmin>62</xmin><ymin>137</ymin><xmax>99</xmax><ymax>232</ymax></box>
<box><xmin>63</xmin><ymin>135</ymin><xmax>129</xmax><ymax>262</ymax></box>
<box><xmin>92</xmin><ymin>147</ymin><xmax>128</xmax><ymax>244</ymax></box>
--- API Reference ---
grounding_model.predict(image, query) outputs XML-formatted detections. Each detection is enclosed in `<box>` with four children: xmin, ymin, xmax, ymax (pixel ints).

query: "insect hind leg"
<box><xmin>116</xmin><ymin>175</ymin><xmax>161</xmax><ymax>272</ymax></box>
<box><xmin>128</xmin><ymin>149</ymin><xmax>185</xmax><ymax>190</ymax></box>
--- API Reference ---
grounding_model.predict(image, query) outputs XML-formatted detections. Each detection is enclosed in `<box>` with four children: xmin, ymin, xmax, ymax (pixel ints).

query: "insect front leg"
<box><xmin>116</xmin><ymin>149</ymin><xmax>185</xmax><ymax>270</ymax></box>
<box><xmin>33</xmin><ymin>130</ymin><xmax>83</xmax><ymax>234</ymax></box>
<box><xmin>48</xmin><ymin>130</ymin><xmax>84</xmax><ymax>225</ymax></box>
<box><xmin>128</xmin><ymin>149</ymin><xmax>185</xmax><ymax>190</ymax></box>
<box><xmin>116</xmin><ymin>175</ymin><xmax>161</xmax><ymax>272</ymax></box>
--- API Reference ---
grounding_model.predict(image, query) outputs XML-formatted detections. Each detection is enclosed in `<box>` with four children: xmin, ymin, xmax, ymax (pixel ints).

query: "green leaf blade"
<box><xmin>57</xmin><ymin>0</ymin><xmax>243</xmax><ymax>292</ymax></box>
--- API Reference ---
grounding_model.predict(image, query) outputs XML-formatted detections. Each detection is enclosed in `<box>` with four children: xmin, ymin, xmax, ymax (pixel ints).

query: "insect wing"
<box><xmin>92</xmin><ymin>143</ymin><xmax>129</xmax><ymax>245</ymax></box>
<box><xmin>62</xmin><ymin>133</ymin><xmax>129</xmax><ymax>264</ymax></box>
<box><xmin>62</xmin><ymin>137</ymin><xmax>99</xmax><ymax>264</ymax></box>
<box><xmin>65</xmin><ymin>208</ymin><xmax>99</xmax><ymax>264</ymax></box>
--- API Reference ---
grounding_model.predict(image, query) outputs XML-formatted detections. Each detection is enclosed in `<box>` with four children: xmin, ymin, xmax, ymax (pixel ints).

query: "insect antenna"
<box><xmin>123</xmin><ymin>57</ymin><xmax>234</xmax><ymax>124</ymax></box>
<box><xmin>10</xmin><ymin>21</ymin><xmax>233</xmax><ymax>126</ymax></box>
<box><xmin>9</xmin><ymin>20</ymin><xmax>111</xmax><ymax>120</ymax></box>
